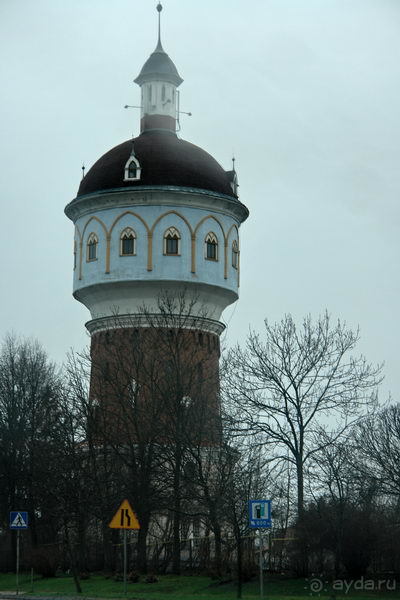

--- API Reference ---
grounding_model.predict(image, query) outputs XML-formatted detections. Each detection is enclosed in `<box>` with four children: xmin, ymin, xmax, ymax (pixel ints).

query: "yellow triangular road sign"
<box><xmin>109</xmin><ymin>499</ymin><xmax>140</xmax><ymax>529</ymax></box>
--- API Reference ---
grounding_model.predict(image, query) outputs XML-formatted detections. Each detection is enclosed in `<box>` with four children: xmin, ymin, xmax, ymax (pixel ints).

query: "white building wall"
<box><xmin>141</xmin><ymin>81</ymin><xmax>176</xmax><ymax>119</ymax></box>
<box><xmin>74</xmin><ymin>204</ymin><xmax>239</xmax><ymax>290</ymax></box>
<box><xmin>72</xmin><ymin>192</ymin><xmax>243</xmax><ymax>321</ymax></box>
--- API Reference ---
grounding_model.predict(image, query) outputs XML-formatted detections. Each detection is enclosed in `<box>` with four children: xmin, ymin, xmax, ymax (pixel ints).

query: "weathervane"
<box><xmin>156</xmin><ymin>3</ymin><xmax>163</xmax><ymax>50</ymax></box>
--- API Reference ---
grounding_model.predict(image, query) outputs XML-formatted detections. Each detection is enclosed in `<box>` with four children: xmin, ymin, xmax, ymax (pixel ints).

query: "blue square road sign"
<box><xmin>10</xmin><ymin>512</ymin><xmax>28</xmax><ymax>529</ymax></box>
<box><xmin>249</xmin><ymin>500</ymin><xmax>271</xmax><ymax>528</ymax></box>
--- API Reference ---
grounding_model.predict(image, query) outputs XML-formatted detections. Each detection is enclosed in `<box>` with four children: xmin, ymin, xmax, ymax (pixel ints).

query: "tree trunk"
<box><xmin>296</xmin><ymin>455</ymin><xmax>308</xmax><ymax>576</ymax></box>
<box><xmin>213</xmin><ymin>521</ymin><xmax>222</xmax><ymax>576</ymax></box>
<box><xmin>172</xmin><ymin>444</ymin><xmax>182</xmax><ymax>575</ymax></box>
<box><xmin>102</xmin><ymin>523</ymin><xmax>117</xmax><ymax>572</ymax></box>
<box><xmin>296</xmin><ymin>456</ymin><xmax>304</xmax><ymax>521</ymax></box>
<box><xmin>64</xmin><ymin>521</ymin><xmax>82</xmax><ymax>594</ymax></box>
<box><xmin>172</xmin><ymin>501</ymin><xmax>181</xmax><ymax>574</ymax></box>
<box><xmin>137</xmin><ymin>515</ymin><xmax>149</xmax><ymax>573</ymax></box>
<box><xmin>77</xmin><ymin>514</ymin><xmax>87</xmax><ymax>571</ymax></box>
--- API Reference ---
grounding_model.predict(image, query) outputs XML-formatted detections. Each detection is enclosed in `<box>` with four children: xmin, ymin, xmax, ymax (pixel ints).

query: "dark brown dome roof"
<box><xmin>77</xmin><ymin>130</ymin><xmax>236</xmax><ymax>198</ymax></box>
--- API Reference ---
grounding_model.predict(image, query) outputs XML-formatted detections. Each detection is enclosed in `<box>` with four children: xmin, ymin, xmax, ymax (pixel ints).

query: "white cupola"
<box><xmin>133</xmin><ymin>3</ymin><xmax>183</xmax><ymax>133</ymax></box>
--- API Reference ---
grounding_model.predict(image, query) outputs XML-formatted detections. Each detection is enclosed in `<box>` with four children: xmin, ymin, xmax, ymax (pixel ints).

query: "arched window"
<box><xmin>232</xmin><ymin>240</ymin><xmax>239</xmax><ymax>269</ymax></box>
<box><xmin>128</xmin><ymin>161</ymin><xmax>137</xmax><ymax>178</ymax></box>
<box><xmin>124</xmin><ymin>155</ymin><xmax>141</xmax><ymax>181</ymax></box>
<box><xmin>164</xmin><ymin>226</ymin><xmax>180</xmax><ymax>255</ymax></box>
<box><xmin>87</xmin><ymin>233</ymin><xmax>98</xmax><ymax>261</ymax></box>
<box><xmin>148</xmin><ymin>84</ymin><xmax>152</xmax><ymax>102</ymax></box>
<box><xmin>162</xmin><ymin>84</ymin><xmax>166</xmax><ymax>102</ymax></box>
<box><xmin>205</xmin><ymin>232</ymin><xmax>218</xmax><ymax>261</ymax></box>
<box><xmin>120</xmin><ymin>227</ymin><xmax>136</xmax><ymax>256</ymax></box>
<box><xmin>73</xmin><ymin>240</ymin><xmax>77</xmax><ymax>270</ymax></box>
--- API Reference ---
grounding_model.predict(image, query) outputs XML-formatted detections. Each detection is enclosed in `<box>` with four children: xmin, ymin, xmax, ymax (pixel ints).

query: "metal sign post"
<box><xmin>123</xmin><ymin>529</ymin><xmax>127</xmax><ymax>595</ymax></box>
<box><xmin>16</xmin><ymin>530</ymin><xmax>20</xmax><ymax>596</ymax></box>
<box><xmin>109</xmin><ymin>500</ymin><xmax>140</xmax><ymax>596</ymax></box>
<box><xmin>249</xmin><ymin>500</ymin><xmax>272</xmax><ymax>600</ymax></box>
<box><xmin>258</xmin><ymin>528</ymin><xmax>263</xmax><ymax>600</ymax></box>
<box><xmin>9</xmin><ymin>511</ymin><xmax>29</xmax><ymax>595</ymax></box>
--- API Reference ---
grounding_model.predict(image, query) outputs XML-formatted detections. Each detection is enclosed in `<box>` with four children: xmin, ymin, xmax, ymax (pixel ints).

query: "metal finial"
<box><xmin>232</xmin><ymin>156</ymin><xmax>236</xmax><ymax>171</ymax></box>
<box><xmin>156</xmin><ymin>3</ymin><xmax>163</xmax><ymax>51</ymax></box>
<box><xmin>81</xmin><ymin>163</ymin><xmax>85</xmax><ymax>179</ymax></box>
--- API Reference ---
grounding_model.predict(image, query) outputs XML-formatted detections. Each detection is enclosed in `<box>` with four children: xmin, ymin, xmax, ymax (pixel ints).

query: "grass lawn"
<box><xmin>0</xmin><ymin>573</ymin><xmax>399</xmax><ymax>600</ymax></box>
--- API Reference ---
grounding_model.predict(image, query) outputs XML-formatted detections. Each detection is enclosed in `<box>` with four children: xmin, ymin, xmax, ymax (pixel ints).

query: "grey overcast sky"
<box><xmin>0</xmin><ymin>0</ymin><xmax>398</xmax><ymax>400</ymax></box>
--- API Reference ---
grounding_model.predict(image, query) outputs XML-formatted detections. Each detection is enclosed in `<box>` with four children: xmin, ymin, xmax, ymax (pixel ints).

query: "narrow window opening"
<box><xmin>164</xmin><ymin>227</ymin><xmax>181</xmax><ymax>255</ymax></box>
<box><xmin>128</xmin><ymin>161</ymin><xmax>137</xmax><ymax>178</ymax></box>
<box><xmin>162</xmin><ymin>84</ymin><xmax>166</xmax><ymax>101</ymax></box>
<box><xmin>87</xmin><ymin>233</ymin><xmax>98</xmax><ymax>261</ymax></box>
<box><xmin>205</xmin><ymin>232</ymin><xmax>218</xmax><ymax>261</ymax></box>
<box><xmin>120</xmin><ymin>227</ymin><xmax>136</xmax><ymax>256</ymax></box>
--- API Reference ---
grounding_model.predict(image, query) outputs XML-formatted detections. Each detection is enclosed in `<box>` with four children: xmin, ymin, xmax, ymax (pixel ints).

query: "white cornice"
<box><xmin>86</xmin><ymin>313</ymin><xmax>226</xmax><ymax>336</ymax></box>
<box><xmin>65</xmin><ymin>186</ymin><xmax>249</xmax><ymax>224</ymax></box>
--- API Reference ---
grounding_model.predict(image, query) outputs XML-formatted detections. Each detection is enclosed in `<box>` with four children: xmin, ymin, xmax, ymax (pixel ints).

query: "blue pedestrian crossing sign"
<box><xmin>9</xmin><ymin>511</ymin><xmax>28</xmax><ymax>529</ymax></box>
<box><xmin>249</xmin><ymin>499</ymin><xmax>271</xmax><ymax>528</ymax></box>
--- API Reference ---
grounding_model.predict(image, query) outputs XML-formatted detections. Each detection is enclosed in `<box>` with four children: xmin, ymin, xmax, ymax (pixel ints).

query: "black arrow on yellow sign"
<box><xmin>109</xmin><ymin>499</ymin><xmax>140</xmax><ymax>530</ymax></box>
<box><xmin>120</xmin><ymin>508</ymin><xmax>130</xmax><ymax>527</ymax></box>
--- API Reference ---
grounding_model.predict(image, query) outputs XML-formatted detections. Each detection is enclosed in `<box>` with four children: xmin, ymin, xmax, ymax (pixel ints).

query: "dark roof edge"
<box><xmin>74</xmin><ymin>184</ymin><xmax>240</xmax><ymax>203</ymax></box>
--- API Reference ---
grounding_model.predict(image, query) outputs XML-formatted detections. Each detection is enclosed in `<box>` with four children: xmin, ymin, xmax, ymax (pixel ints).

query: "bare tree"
<box><xmin>135</xmin><ymin>291</ymin><xmax>222</xmax><ymax>574</ymax></box>
<box><xmin>223</xmin><ymin>313</ymin><xmax>382</xmax><ymax>572</ymax></box>
<box><xmin>0</xmin><ymin>334</ymin><xmax>62</xmax><ymax>550</ymax></box>
<box><xmin>356</xmin><ymin>403</ymin><xmax>400</xmax><ymax>498</ymax></box>
<box><xmin>223</xmin><ymin>435</ymin><xmax>269</xmax><ymax>599</ymax></box>
<box><xmin>72</xmin><ymin>291</ymin><xmax>222</xmax><ymax>574</ymax></box>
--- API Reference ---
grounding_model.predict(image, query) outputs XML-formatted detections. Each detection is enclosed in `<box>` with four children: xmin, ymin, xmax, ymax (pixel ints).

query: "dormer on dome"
<box><xmin>123</xmin><ymin>140</ymin><xmax>141</xmax><ymax>181</ymax></box>
<box><xmin>134</xmin><ymin>4</ymin><xmax>183</xmax><ymax>134</ymax></box>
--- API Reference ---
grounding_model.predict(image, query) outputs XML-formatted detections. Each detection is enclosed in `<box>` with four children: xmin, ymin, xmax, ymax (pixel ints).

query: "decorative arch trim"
<box><xmin>81</xmin><ymin>215</ymin><xmax>108</xmax><ymax>275</ymax></box>
<box><xmin>150</xmin><ymin>210</ymin><xmax>194</xmax><ymax>236</ymax></box>
<box><xmin>149</xmin><ymin>210</ymin><xmax>193</xmax><ymax>271</ymax></box>
<box><xmin>76</xmin><ymin>209</ymin><xmax>239</xmax><ymax>282</ymax></box>
<box><xmin>226</xmin><ymin>223</ymin><xmax>239</xmax><ymax>241</ymax></box>
<box><xmin>194</xmin><ymin>215</ymin><xmax>227</xmax><ymax>278</ymax></box>
<box><xmin>194</xmin><ymin>214</ymin><xmax>225</xmax><ymax>238</ymax></box>
<box><xmin>109</xmin><ymin>210</ymin><xmax>150</xmax><ymax>235</ymax></box>
<box><xmin>109</xmin><ymin>211</ymin><xmax>151</xmax><ymax>271</ymax></box>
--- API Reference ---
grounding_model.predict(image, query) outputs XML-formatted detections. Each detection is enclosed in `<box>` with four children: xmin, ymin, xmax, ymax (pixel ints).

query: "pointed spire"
<box><xmin>155</xmin><ymin>3</ymin><xmax>164</xmax><ymax>52</ymax></box>
<box><xmin>134</xmin><ymin>3</ymin><xmax>183</xmax><ymax>87</ymax></box>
